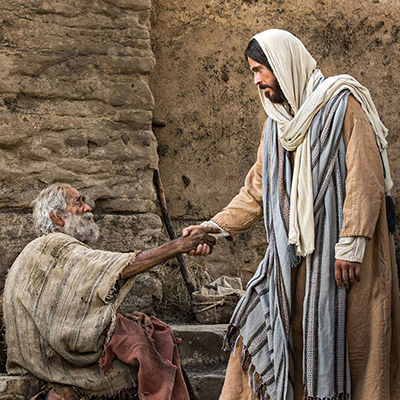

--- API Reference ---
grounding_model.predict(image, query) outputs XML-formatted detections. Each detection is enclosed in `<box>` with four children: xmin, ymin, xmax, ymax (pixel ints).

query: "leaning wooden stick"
<box><xmin>153</xmin><ymin>169</ymin><xmax>196</xmax><ymax>295</ymax></box>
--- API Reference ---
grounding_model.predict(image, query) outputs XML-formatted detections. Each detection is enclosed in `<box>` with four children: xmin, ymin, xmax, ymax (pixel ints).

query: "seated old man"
<box><xmin>3</xmin><ymin>183</ymin><xmax>218</xmax><ymax>400</ymax></box>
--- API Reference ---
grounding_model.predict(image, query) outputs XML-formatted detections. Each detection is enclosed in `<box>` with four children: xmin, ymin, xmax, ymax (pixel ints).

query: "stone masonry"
<box><xmin>0</xmin><ymin>0</ymin><xmax>162</xmax><ymax>297</ymax></box>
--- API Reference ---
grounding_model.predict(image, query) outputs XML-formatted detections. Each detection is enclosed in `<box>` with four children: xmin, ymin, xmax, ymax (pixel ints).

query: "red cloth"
<box><xmin>99</xmin><ymin>313</ymin><xmax>190</xmax><ymax>400</ymax></box>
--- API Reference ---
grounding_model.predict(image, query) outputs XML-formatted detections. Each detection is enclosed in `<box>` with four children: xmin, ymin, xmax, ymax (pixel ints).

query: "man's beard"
<box><xmin>260</xmin><ymin>79</ymin><xmax>286</xmax><ymax>104</ymax></box>
<box><xmin>63</xmin><ymin>212</ymin><xmax>100</xmax><ymax>244</ymax></box>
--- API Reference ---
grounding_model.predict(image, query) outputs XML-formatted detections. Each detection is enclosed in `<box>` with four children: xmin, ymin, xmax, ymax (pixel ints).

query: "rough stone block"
<box><xmin>0</xmin><ymin>374</ymin><xmax>43</xmax><ymax>400</ymax></box>
<box><xmin>187</xmin><ymin>369</ymin><xmax>226</xmax><ymax>400</ymax></box>
<box><xmin>0</xmin><ymin>104</ymin><xmax>159</xmax><ymax>210</ymax></box>
<box><xmin>0</xmin><ymin>213</ymin><xmax>36</xmax><ymax>280</ymax></box>
<box><xmin>171</xmin><ymin>324</ymin><xmax>229</xmax><ymax>366</ymax></box>
<box><xmin>94</xmin><ymin>213</ymin><xmax>162</xmax><ymax>252</ymax></box>
<box><xmin>116</xmin><ymin>110</ymin><xmax>153</xmax><ymax>129</ymax></box>
<box><xmin>171</xmin><ymin>325</ymin><xmax>229</xmax><ymax>400</ymax></box>
<box><xmin>15</xmin><ymin>75</ymin><xmax>154</xmax><ymax>109</ymax></box>
<box><xmin>118</xmin><ymin>272</ymin><xmax>163</xmax><ymax>315</ymax></box>
<box><xmin>106</xmin><ymin>0</ymin><xmax>152</xmax><ymax>11</ymax></box>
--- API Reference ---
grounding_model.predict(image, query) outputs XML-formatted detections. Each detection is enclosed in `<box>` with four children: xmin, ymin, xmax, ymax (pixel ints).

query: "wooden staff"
<box><xmin>153</xmin><ymin>169</ymin><xmax>196</xmax><ymax>296</ymax></box>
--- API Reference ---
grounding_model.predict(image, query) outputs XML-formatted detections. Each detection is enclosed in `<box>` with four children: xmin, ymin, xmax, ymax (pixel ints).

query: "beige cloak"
<box><xmin>3</xmin><ymin>232</ymin><xmax>138</xmax><ymax>397</ymax></box>
<box><xmin>214</xmin><ymin>96</ymin><xmax>400</xmax><ymax>400</ymax></box>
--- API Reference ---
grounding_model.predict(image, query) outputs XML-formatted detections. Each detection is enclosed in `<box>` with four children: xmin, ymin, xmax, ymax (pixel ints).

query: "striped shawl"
<box><xmin>3</xmin><ymin>232</ymin><xmax>138</xmax><ymax>397</ymax></box>
<box><xmin>225</xmin><ymin>91</ymin><xmax>351</xmax><ymax>400</ymax></box>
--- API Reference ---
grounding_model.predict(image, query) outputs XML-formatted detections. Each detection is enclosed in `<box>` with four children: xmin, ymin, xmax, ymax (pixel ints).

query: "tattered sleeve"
<box><xmin>340</xmin><ymin>95</ymin><xmax>385</xmax><ymax>239</ymax></box>
<box><xmin>211</xmin><ymin>123</ymin><xmax>266</xmax><ymax>237</ymax></box>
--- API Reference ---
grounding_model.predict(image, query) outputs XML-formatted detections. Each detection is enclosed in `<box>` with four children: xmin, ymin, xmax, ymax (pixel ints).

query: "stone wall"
<box><xmin>0</xmin><ymin>0</ymin><xmax>162</xmax><ymax>298</ymax></box>
<box><xmin>150</xmin><ymin>0</ymin><xmax>400</xmax><ymax>282</ymax></box>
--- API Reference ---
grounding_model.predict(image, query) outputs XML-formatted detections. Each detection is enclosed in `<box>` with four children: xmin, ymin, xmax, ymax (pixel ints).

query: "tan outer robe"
<box><xmin>214</xmin><ymin>96</ymin><xmax>400</xmax><ymax>400</ymax></box>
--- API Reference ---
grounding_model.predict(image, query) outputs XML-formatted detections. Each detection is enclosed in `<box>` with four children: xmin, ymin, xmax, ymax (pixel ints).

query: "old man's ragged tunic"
<box><xmin>3</xmin><ymin>232</ymin><xmax>138</xmax><ymax>397</ymax></box>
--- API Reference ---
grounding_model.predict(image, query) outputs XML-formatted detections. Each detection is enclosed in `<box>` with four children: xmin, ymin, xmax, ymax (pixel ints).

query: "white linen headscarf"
<box><xmin>253</xmin><ymin>29</ymin><xmax>392</xmax><ymax>256</ymax></box>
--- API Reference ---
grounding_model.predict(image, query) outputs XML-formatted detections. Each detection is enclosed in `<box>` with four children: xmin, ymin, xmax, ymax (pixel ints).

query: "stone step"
<box><xmin>0</xmin><ymin>374</ymin><xmax>43</xmax><ymax>399</ymax></box>
<box><xmin>172</xmin><ymin>324</ymin><xmax>230</xmax><ymax>366</ymax></box>
<box><xmin>171</xmin><ymin>324</ymin><xmax>230</xmax><ymax>400</ymax></box>
<box><xmin>185</xmin><ymin>363</ymin><xmax>227</xmax><ymax>400</ymax></box>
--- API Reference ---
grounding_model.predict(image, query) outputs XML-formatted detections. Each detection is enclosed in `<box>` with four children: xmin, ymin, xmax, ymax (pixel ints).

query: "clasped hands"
<box><xmin>181</xmin><ymin>225</ymin><xmax>218</xmax><ymax>256</ymax></box>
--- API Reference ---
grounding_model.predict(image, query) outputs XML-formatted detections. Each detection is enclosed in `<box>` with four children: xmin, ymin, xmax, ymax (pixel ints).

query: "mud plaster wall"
<box><xmin>0</xmin><ymin>0</ymin><xmax>163</xmax><ymax>311</ymax></box>
<box><xmin>150</xmin><ymin>0</ymin><xmax>400</xmax><ymax>283</ymax></box>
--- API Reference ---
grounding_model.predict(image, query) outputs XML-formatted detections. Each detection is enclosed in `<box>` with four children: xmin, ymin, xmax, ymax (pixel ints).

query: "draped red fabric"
<box><xmin>99</xmin><ymin>313</ymin><xmax>190</xmax><ymax>400</ymax></box>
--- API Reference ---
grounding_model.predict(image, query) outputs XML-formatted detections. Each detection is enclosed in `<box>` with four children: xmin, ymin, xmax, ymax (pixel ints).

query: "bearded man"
<box><xmin>3</xmin><ymin>183</ymin><xmax>218</xmax><ymax>400</ymax></box>
<box><xmin>183</xmin><ymin>29</ymin><xmax>400</xmax><ymax>399</ymax></box>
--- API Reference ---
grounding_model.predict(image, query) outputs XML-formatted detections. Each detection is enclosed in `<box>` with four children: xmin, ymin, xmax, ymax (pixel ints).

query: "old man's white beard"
<box><xmin>63</xmin><ymin>212</ymin><xmax>100</xmax><ymax>244</ymax></box>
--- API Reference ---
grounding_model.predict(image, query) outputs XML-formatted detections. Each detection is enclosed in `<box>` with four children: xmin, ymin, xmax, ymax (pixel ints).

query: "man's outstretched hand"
<box><xmin>335</xmin><ymin>259</ymin><xmax>361</xmax><ymax>289</ymax></box>
<box><xmin>180</xmin><ymin>225</ymin><xmax>219</xmax><ymax>255</ymax></box>
<box><xmin>182</xmin><ymin>225</ymin><xmax>221</xmax><ymax>257</ymax></box>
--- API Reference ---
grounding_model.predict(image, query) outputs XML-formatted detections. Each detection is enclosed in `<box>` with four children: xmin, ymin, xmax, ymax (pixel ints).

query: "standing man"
<box><xmin>183</xmin><ymin>30</ymin><xmax>400</xmax><ymax>399</ymax></box>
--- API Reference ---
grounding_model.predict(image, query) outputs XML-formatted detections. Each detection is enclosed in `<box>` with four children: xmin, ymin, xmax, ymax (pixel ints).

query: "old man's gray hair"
<box><xmin>32</xmin><ymin>183</ymin><xmax>71</xmax><ymax>236</ymax></box>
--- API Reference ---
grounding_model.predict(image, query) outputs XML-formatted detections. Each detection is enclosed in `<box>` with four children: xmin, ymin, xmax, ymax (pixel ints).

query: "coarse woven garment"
<box><xmin>3</xmin><ymin>232</ymin><xmax>138</xmax><ymax>397</ymax></box>
<box><xmin>224</xmin><ymin>90</ymin><xmax>351</xmax><ymax>400</ymax></box>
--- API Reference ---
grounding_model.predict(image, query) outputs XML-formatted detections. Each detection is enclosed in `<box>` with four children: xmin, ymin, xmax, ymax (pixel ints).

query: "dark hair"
<box><xmin>244</xmin><ymin>38</ymin><xmax>273</xmax><ymax>73</ymax></box>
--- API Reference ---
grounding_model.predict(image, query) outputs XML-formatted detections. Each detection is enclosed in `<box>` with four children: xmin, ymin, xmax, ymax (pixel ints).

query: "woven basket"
<box><xmin>192</xmin><ymin>291</ymin><xmax>241</xmax><ymax>324</ymax></box>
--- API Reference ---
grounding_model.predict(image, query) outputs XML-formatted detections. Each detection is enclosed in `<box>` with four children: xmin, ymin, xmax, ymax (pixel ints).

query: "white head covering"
<box><xmin>253</xmin><ymin>29</ymin><xmax>392</xmax><ymax>256</ymax></box>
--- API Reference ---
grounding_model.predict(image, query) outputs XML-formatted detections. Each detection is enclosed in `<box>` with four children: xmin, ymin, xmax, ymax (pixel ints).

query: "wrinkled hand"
<box><xmin>126</xmin><ymin>311</ymin><xmax>151</xmax><ymax>326</ymax></box>
<box><xmin>335</xmin><ymin>259</ymin><xmax>361</xmax><ymax>289</ymax></box>
<box><xmin>181</xmin><ymin>225</ymin><xmax>220</xmax><ymax>256</ymax></box>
